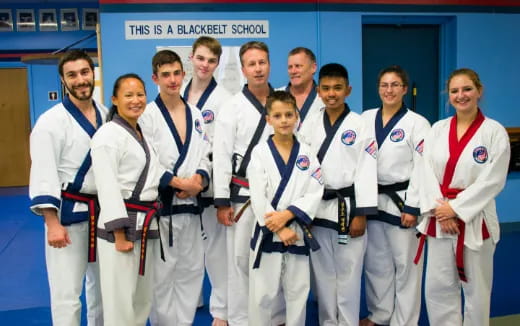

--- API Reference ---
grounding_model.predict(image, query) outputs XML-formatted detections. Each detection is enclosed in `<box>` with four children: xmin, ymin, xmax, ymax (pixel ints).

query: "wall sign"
<box><xmin>125</xmin><ymin>20</ymin><xmax>269</xmax><ymax>39</ymax></box>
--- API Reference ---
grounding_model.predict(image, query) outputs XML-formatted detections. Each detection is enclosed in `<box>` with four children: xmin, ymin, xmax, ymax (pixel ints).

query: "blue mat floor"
<box><xmin>1</xmin><ymin>192</ymin><xmax>519</xmax><ymax>325</ymax></box>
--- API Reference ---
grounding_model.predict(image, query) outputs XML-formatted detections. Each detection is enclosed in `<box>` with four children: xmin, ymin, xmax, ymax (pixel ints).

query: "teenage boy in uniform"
<box><xmin>181</xmin><ymin>36</ymin><xmax>232</xmax><ymax>326</ymax></box>
<box><xmin>299</xmin><ymin>63</ymin><xmax>378</xmax><ymax>326</ymax></box>
<box><xmin>140</xmin><ymin>49</ymin><xmax>210</xmax><ymax>326</ymax></box>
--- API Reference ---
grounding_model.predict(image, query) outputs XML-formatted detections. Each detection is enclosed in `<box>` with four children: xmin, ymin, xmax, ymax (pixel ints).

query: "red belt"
<box><xmin>124</xmin><ymin>201</ymin><xmax>161</xmax><ymax>276</ymax></box>
<box><xmin>414</xmin><ymin>188</ymin><xmax>490</xmax><ymax>282</ymax></box>
<box><xmin>231</xmin><ymin>176</ymin><xmax>249</xmax><ymax>189</ymax></box>
<box><xmin>61</xmin><ymin>191</ymin><xmax>97</xmax><ymax>263</ymax></box>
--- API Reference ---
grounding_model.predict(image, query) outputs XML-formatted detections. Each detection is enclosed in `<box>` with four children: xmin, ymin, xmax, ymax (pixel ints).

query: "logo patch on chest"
<box><xmin>296</xmin><ymin>155</ymin><xmax>310</xmax><ymax>170</ymax></box>
<box><xmin>390</xmin><ymin>128</ymin><xmax>405</xmax><ymax>142</ymax></box>
<box><xmin>202</xmin><ymin>110</ymin><xmax>214</xmax><ymax>124</ymax></box>
<box><xmin>473</xmin><ymin>146</ymin><xmax>488</xmax><ymax>164</ymax></box>
<box><xmin>194</xmin><ymin>119</ymin><xmax>203</xmax><ymax>134</ymax></box>
<box><xmin>341</xmin><ymin>130</ymin><xmax>356</xmax><ymax>146</ymax></box>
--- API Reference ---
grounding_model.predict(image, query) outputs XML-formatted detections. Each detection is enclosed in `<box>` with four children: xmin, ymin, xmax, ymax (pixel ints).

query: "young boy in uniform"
<box><xmin>299</xmin><ymin>63</ymin><xmax>378</xmax><ymax>325</ymax></box>
<box><xmin>247</xmin><ymin>91</ymin><xmax>324</xmax><ymax>326</ymax></box>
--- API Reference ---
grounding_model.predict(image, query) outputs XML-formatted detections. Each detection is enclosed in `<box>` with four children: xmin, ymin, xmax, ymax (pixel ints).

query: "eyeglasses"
<box><xmin>379</xmin><ymin>82</ymin><xmax>404</xmax><ymax>89</ymax></box>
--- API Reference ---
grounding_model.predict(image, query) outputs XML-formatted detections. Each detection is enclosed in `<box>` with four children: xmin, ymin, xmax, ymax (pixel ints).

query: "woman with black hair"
<box><xmin>91</xmin><ymin>74</ymin><xmax>172</xmax><ymax>326</ymax></box>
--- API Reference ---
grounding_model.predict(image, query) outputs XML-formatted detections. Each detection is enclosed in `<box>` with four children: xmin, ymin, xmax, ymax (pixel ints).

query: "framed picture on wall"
<box><xmin>60</xmin><ymin>8</ymin><xmax>79</xmax><ymax>31</ymax></box>
<box><xmin>0</xmin><ymin>9</ymin><xmax>13</xmax><ymax>32</ymax></box>
<box><xmin>17</xmin><ymin>9</ymin><xmax>35</xmax><ymax>32</ymax></box>
<box><xmin>39</xmin><ymin>9</ymin><xmax>57</xmax><ymax>32</ymax></box>
<box><xmin>82</xmin><ymin>8</ymin><xmax>98</xmax><ymax>30</ymax></box>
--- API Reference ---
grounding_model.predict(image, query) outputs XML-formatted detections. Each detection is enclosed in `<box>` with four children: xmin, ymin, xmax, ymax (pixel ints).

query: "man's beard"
<box><xmin>64</xmin><ymin>80</ymin><xmax>94</xmax><ymax>101</ymax></box>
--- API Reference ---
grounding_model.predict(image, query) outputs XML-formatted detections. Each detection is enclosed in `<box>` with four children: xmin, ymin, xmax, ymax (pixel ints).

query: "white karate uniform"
<box><xmin>91</xmin><ymin>115</ymin><xmax>164</xmax><ymax>326</ymax></box>
<box><xmin>361</xmin><ymin>107</ymin><xmax>430</xmax><ymax>326</ymax></box>
<box><xmin>29</xmin><ymin>96</ymin><xmax>106</xmax><ymax>326</ymax></box>
<box><xmin>247</xmin><ymin>137</ymin><xmax>324</xmax><ymax>326</ymax></box>
<box><xmin>416</xmin><ymin>112</ymin><xmax>510</xmax><ymax>326</ymax></box>
<box><xmin>299</xmin><ymin>106</ymin><xmax>378</xmax><ymax>326</ymax></box>
<box><xmin>213</xmin><ymin>85</ymin><xmax>274</xmax><ymax>326</ymax></box>
<box><xmin>182</xmin><ymin>79</ymin><xmax>232</xmax><ymax>320</ymax></box>
<box><xmin>140</xmin><ymin>95</ymin><xmax>211</xmax><ymax>326</ymax></box>
<box><xmin>277</xmin><ymin>83</ymin><xmax>324</xmax><ymax>311</ymax></box>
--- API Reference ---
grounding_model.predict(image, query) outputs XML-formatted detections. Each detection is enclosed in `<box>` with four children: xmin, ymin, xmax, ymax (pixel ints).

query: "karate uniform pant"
<box><xmin>425</xmin><ymin>236</ymin><xmax>495</xmax><ymax>326</ymax></box>
<box><xmin>227</xmin><ymin>202</ymin><xmax>255</xmax><ymax>326</ymax></box>
<box><xmin>45</xmin><ymin>221</ymin><xmax>103</xmax><ymax>326</ymax></box>
<box><xmin>97</xmin><ymin>237</ymin><xmax>156</xmax><ymax>326</ymax></box>
<box><xmin>150</xmin><ymin>214</ymin><xmax>205</xmax><ymax>326</ymax></box>
<box><xmin>249</xmin><ymin>251</ymin><xmax>309</xmax><ymax>326</ymax></box>
<box><xmin>202</xmin><ymin>205</ymin><xmax>229</xmax><ymax>320</ymax></box>
<box><xmin>310</xmin><ymin>226</ymin><xmax>367</xmax><ymax>326</ymax></box>
<box><xmin>363</xmin><ymin>220</ymin><xmax>423</xmax><ymax>326</ymax></box>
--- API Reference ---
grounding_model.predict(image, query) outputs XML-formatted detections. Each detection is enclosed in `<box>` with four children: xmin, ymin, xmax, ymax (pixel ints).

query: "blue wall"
<box><xmin>98</xmin><ymin>11</ymin><xmax>356</xmax><ymax>107</ymax></box>
<box><xmin>98</xmin><ymin>9</ymin><xmax>520</xmax><ymax>127</ymax></box>
<box><xmin>456</xmin><ymin>13</ymin><xmax>520</xmax><ymax>125</ymax></box>
<box><xmin>98</xmin><ymin>7</ymin><xmax>520</xmax><ymax>225</ymax></box>
<box><xmin>28</xmin><ymin>64</ymin><xmax>63</xmax><ymax>126</ymax></box>
<box><xmin>497</xmin><ymin>173</ymin><xmax>520</xmax><ymax>224</ymax></box>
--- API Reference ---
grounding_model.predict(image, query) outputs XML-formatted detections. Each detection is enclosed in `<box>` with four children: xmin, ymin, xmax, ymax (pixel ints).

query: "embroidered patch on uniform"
<box><xmin>415</xmin><ymin>139</ymin><xmax>424</xmax><ymax>155</ymax></box>
<box><xmin>311</xmin><ymin>167</ymin><xmax>324</xmax><ymax>185</ymax></box>
<box><xmin>365</xmin><ymin>140</ymin><xmax>377</xmax><ymax>158</ymax></box>
<box><xmin>341</xmin><ymin>130</ymin><xmax>356</xmax><ymax>146</ymax></box>
<box><xmin>194</xmin><ymin>119</ymin><xmax>203</xmax><ymax>134</ymax></box>
<box><xmin>390</xmin><ymin>128</ymin><xmax>405</xmax><ymax>142</ymax></box>
<box><xmin>202</xmin><ymin>110</ymin><xmax>214</xmax><ymax>124</ymax></box>
<box><xmin>296</xmin><ymin>155</ymin><xmax>310</xmax><ymax>170</ymax></box>
<box><xmin>473</xmin><ymin>146</ymin><xmax>488</xmax><ymax>164</ymax></box>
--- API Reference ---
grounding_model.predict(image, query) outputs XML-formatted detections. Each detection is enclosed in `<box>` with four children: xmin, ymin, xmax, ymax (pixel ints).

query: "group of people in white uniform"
<box><xmin>29</xmin><ymin>35</ymin><xmax>510</xmax><ymax>326</ymax></box>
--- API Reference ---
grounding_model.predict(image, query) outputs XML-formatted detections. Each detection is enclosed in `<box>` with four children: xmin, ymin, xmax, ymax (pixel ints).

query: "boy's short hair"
<box><xmin>318</xmin><ymin>63</ymin><xmax>349</xmax><ymax>85</ymax></box>
<box><xmin>58</xmin><ymin>49</ymin><xmax>94</xmax><ymax>77</ymax></box>
<box><xmin>239</xmin><ymin>41</ymin><xmax>269</xmax><ymax>66</ymax></box>
<box><xmin>152</xmin><ymin>50</ymin><xmax>183</xmax><ymax>75</ymax></box>
<box><xmin>266</xmin><ymin>90</ymin><xmax>297</xmax><ymax>114</ymax></box>
<box><xmin>192</xmin><ymin>36</ymin><xmax>223</xmax><ymax>59</ymax></box>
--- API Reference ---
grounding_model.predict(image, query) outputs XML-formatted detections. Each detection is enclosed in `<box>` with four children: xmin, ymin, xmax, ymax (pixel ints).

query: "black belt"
<box><xmin>378</xmin><ymin>180</ymin><xmax>409</xmax><ymax>212</ymax></box>
<box><xmin>322</xmin><ymin>185</ymin><xmax>355</xmax><ymax>244</ymax></box>
<box><xmin>161</xmin><ymin>201</ymin><xmax>206</xmax><ymax>247</ymax></box>
<box><xmin>251</xmin><ymin>220</ymin><xmax>320</xmax><ymax>269</ymax></box>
